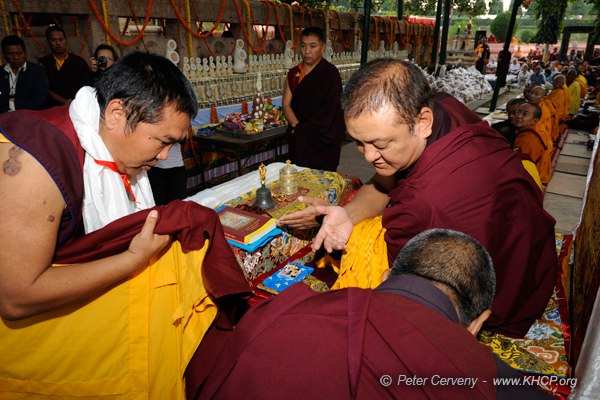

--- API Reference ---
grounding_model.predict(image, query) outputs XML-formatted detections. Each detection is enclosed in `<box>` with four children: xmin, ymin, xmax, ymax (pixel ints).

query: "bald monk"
<box><xmin>525</xmin><ymin>85</ymin><xmax>558</xmax><ymax>184</ymax></box>
<box><xmin>547</xmin><ymin>75</ymin><xmax>570</xmax><ymax>123</ymax></box>
<box><xmin>513</xmin><ymin>103</ymin><xmax>549</xmax><ymax>182</ymax></box>
<box><xmin>566</xmin><ymin>70</ymin><xmax>582</xmax><ymax>115</ymax></box>
<box><xmin>200</xmin><ymin>229</ymin><xmax>552</xmax><ymax>400</ymax></box>
<box><xmin>491</xmin><ymin>98</ymin><xmax>527</xmax><ymax>148</ymax></box>
<box><xmin>526</xmin><ymin>84</ymin><xmax>557</xmax><ymax>152</ymax></box>
<box><xmin>547</xmin><ymin>75</ymin><xmax>571</xmax><ymax>142</ymax></box>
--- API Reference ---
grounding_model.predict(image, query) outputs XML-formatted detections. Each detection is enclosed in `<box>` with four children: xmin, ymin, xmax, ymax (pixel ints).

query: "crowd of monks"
<box><xmin>495</xmin><ymin>59</ymin><xmax>598</xmax><ymax>185</ymax></box>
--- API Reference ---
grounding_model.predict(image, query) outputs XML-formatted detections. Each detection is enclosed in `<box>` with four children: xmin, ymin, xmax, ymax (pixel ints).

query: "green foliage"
<box><xmin>489</xmin><ymin>11</ymin><xmax>516</xmax><ymax>42</ymax></box>
<box><xmin>282</xmin><ymin>0</ymin><xmax>335</xmax><ymax>8</ymax></box>
<box><xmin>488</xmin><ymin>0</ymin><xmax>504</xmax><ymax>14</ymax></box>
<box><xmin>401</xmin><ymin>0</ymin><xmax>488</xmax><ymax>17</ymax></box>
<box><xmin>520</xmin><ymin>28</ymin><xmax>535</xmax><ymax>43</ymax></box>
<box><xmin>530</xmin><ymin>0</ymin><xmax>569</xmax><ymax>44</ymax></box>
<box><xmin>568</xmin><ymin>0</ymin><xmax>593</xmax><ymax>16</ymax></box>
<box><xmin>585</xmin><ymin>0</ymin><xmax>600</xmax><ymax>44</ymax></box>
<box><xmin>450</xmin><ymin>22</ymin><xmax>465</xmax><ymax>36</ymax></box>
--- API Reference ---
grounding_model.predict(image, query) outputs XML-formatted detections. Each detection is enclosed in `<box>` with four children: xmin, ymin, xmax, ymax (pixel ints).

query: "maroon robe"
<box><xmin>287</xmin><ymin>59</ymin><xmax>345</xmax><ymax>171</ymax></box>
<box><xmin>200</xmin><ymin>279</ymin><xmax>500</xmax><ymax>400</ymax></box>
<box><xmin>55</xmin><ymin>200</ymin><xmax>251</xmax><ymax>304</ymax></box>
<box><xmin>39</xmin><ymin>53</ymin><xmax>92</xmax><ymax>107</ymax></box>
<box><xmin>0</xmin><ymin>106</ymin><xmax>84</xmax><ymax>244</ymax></box>
<box><xmin>1</xmin><ymin>109</ymin><xmax>252</xmax><ymax>393</ymax></box>
<box><xmin>383</xmin><ymin>107</ymin><xmax>557</xmax><ymax>337</ymax></box>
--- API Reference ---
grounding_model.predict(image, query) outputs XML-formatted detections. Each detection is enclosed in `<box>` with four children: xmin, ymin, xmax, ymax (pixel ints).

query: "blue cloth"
<box><xmin>529</xmin><ymin>73</ymin><xmax>546</xmax><ymax>86</ymax></box>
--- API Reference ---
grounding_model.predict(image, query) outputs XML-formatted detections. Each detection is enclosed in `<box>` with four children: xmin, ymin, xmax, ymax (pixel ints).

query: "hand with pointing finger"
<box><xmin>311</xmin><ymin>205</ymin><xmax>354</xmax><ymax>253</ymax></box>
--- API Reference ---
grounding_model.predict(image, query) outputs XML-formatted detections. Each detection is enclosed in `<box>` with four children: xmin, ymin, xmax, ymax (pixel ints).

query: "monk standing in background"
<box><xmin>282</xmin><ymin>27</ymin><xmax>345</xmax><ymax>171</ymax></box>
<box><xmin>39</xmin><ymin>25</ymin><xmax>92</xmax><ymax>107</ymax></box>
<box><xmin>474</xmin><ymin>38</ymin><xmax>490</xmax><ymax>74</ymax></box>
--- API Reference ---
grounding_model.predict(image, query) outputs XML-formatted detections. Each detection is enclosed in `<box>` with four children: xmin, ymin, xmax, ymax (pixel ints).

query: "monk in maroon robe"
<box><xmin>199</xmin><ymin>230</ymin><xmax>552</xmax><ymax>400</ymax></box>
<box><xmin>279</xmin><ymin>59</ymin><xmax>557</xmax><ymax>338</ymax></box>
<box><xmin>283</xmin><ymin>27</ymin><xmax>345</xmax><ymax>171</ymax></box>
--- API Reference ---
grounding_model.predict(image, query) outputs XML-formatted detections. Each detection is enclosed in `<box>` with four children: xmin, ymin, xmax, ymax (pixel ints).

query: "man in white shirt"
<box><xmin>0</xmin><ymin>35</ymin><xmax>48</xmax><ymax>113</ymax></box>
<box><xmin>508</xmin><ymin>58</ymin><xmax>521</xmax><ymax>75</ymax></box>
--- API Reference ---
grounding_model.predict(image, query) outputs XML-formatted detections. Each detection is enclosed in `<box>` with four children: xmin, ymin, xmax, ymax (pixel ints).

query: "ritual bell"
<box><xmin>253</xmin><ymin>163</ymin><xmax>275</xmax><ymax>209</ymax></box>
<box><xmin>253</xmin><ymin>186</ymin><xmax>275</xmax><ymax>209</ymax></box>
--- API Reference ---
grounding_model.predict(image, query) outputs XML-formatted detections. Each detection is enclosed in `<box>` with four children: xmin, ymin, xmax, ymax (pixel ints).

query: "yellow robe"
<box><xmin>547</xmin><ymin>87</ymin><xmax>570</xmax><ymax>124</ymax></box>
<box><xmin>533</xmin><ymin>99</ymin><xmax>556</xmax><ymax>149</ymax></box>
<box><xmin>515</xmin><ymin>129</ymin><xmax>550</xmax><ymax>184</ymax></box>
<box><xmin>521</xmin><ymin>159</ymin><xmax>543</xmax><ymax>190</ymax></box>
<box><xmin>0</xmin><ymin>133</ymin><xmax>220</xmax><ymax>399</ymax></box>
<box><xmin>531</xmin><ymin>100</ymin><xmax>556</xmax><ymax>183</ymax></box>
<box><xmin>568</xmin><ymin>81</ymin><xmax>582</xmax><ymax>115</ymax></box>
<box><xmin>317</xmin><ymin>216</ymin><xmax>389</xmax><ymax>290</ymax></box>
<box><xmin>0</xmin><ymin>241</ymin><xmax>215</xmax><ymax>400</ymax></box>
<box><xmin>575</xmin><ymin>74</ymin><xmax>587</xmax><ymax>99</ymax></box>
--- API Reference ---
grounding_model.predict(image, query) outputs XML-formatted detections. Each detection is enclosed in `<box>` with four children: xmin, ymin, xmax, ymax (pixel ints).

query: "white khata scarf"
<box><xmin>69</xmin><ymin>86</ymin><xmax>155</xmax><ymax>233</ymax></box>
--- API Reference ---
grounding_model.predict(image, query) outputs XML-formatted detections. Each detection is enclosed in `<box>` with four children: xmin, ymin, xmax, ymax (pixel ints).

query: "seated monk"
<box><xmin>525</xmin><ymin>85</ymin><xmax>557</xmax><ymax>176</ymax></box>
<box><xmin>575</xmin><ymin>69</ymin><xmax>588</xmax><ymax>99</ymax></box>
<box><xmin>513</xmin><ymin>103</ymin><xmax>550</xmax><ymax>182</ymax></box>
<box><xmin>547</xmin><ymin>74</ymin><xmax>571</xmax><ymax>136</ymax></box>
<box><xmin>491</xmin><ymin>97</ymin><xmax>527</xmax><ymax>148</ymax></box>
<box><xmin>279</xmin><ymin>59</ymin><xmax>557</xmax><ymax>338</ymax></box>
<box><xmin>199</xmin><ymin>229</ymin><xmax>552</xmax><ymax>400</ymax></box>
<box><xmin>0</xmin><ymin>52</ymin><xmax>250</xmax><ymax>398</ymax></box>
<box><xmin>566</xmin><ymin>69</ymin><xmax>582</xmax><ymax>115</ymax></box>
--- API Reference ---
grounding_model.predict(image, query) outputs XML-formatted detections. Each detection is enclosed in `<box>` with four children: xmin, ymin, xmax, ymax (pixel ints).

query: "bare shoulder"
<box><xmin>0</xmin><ymin>142</ymin><xmax>65</xmax><ymax>271</ymax></box>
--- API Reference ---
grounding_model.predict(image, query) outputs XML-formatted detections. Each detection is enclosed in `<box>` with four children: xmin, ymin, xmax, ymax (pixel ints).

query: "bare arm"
<box><xmin>278</xmin><ymin>172</ymin><xmax>396</xmax><ymax>252</ymax></box>
<box><xmin>0</xmin><ymin>144</ymin><xmax>170</xmax><ymax>320</ymax></box>
<box><xmin>282</xmin><ymin>78</ymin><xmax>299</xmax><ymax>128</ymax></box>
<box><xmin>343</xmin><ymin>173</ymin><xmax>396</xmax><ymax>224</ymax></box>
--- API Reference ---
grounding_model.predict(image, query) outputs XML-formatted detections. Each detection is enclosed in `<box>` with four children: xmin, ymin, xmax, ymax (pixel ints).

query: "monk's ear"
<box><xmin>103</xmin><ymin>99</ymin><xmax>127</xmax><ymax>132</ymax></box>
<box><xmin>466</xmin><ymin>309</ymin><xmax>491</xmax><ymax>336</ymax></box>
<box><xmin>414</xmin><ymin>107</ymin><xmax>433</xmax><ymax>140</ymax></box>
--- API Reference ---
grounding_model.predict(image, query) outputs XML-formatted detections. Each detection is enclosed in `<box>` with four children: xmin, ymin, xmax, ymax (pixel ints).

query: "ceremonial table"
<box><xmin>187</xmin><ymin>162</ymin><xmax>361</xmax><ymax>286</ymax></box>
<box><xmin>192</xmin><ymin>125</ymin><xmax>288</xmax><ymax>187</ymax></box>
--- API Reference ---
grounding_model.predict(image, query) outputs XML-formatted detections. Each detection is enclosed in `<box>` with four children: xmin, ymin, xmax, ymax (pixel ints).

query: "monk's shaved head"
<box><xmin>391</xmin><ymin>229</ymin><xmax>495</xmax><ymax>326</ymax></box>
<box><xmin>341</xmin><ymin>59</ymin><xmax>432</xmax><ymax>129</ymax></box>
<box><xmin>523</xmin><ymin>102</ymin><xmax>542</xmax><ymax>120</ymax></box>
<box><xmin>553</xmin><ymin>74</ymin><xmax>566</xmax><ymax>86</ymax></box>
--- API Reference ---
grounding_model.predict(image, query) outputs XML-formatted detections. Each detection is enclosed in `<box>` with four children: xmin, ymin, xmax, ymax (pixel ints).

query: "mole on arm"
<box><xmin>2</xmin><ymin>146</ymin><xmax>23</xmax><ymax>176</ymax></box>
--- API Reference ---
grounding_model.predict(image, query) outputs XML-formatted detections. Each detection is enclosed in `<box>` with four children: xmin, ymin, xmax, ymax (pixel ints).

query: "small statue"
<box><xmin>233</xmin><ymin>39</ymin><xmax>248</xmax><ymax>74</ymax></box>
<box><xmin>253</xmin><ymin>163</ymin><xmax>275</xmax><ymax>209</ymax></box>
<box><xmin>259</xmin><ymin>163</ymin><xmax>267</xmax><ymax>186</ymax></box>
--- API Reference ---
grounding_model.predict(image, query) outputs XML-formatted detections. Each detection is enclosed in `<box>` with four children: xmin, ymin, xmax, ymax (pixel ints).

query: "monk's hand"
<box><xmin>277</xmin><ymin>196</ymin><xmax>330</xmax><ymax>228</ymax></box>
<box><xmin>311</xmin><ymin>206</ymin><xmax>353</xmax><ymax>253</ymax></box>
<box><xmin>127</xmin><ymin>210</ymin><xmax>172</xmax><ymax>265</ymax></box>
